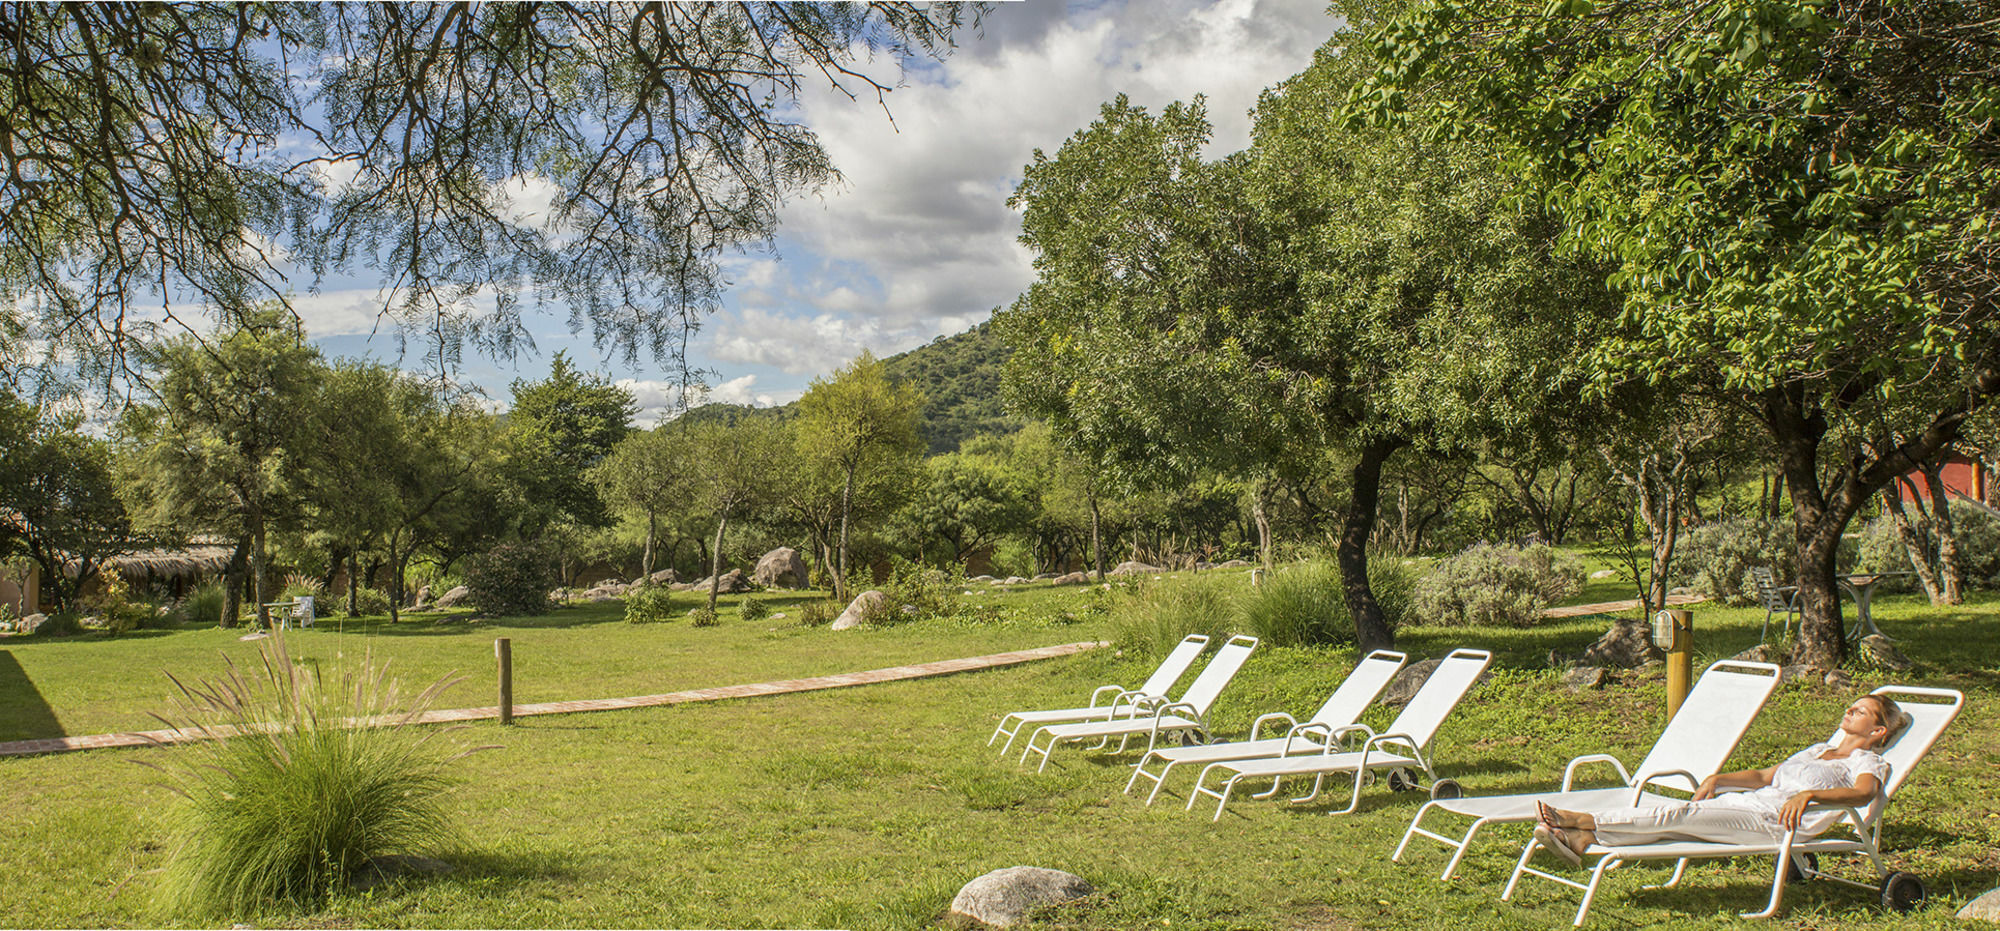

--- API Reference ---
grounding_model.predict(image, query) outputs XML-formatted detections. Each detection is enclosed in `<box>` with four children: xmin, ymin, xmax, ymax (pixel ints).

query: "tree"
<box><xmin>687</xmin><ymin>419</ymin><xmax>780</xmax><ymax>611</ymax></box>
<box><xmin>1360</xmin><ymin>0</ymin><xmax>2000</xmax><ymax>667</ymax></box>
<box><xmin>892</xmin><ymin>450</ymin><xmax>1031</xmax><ymax>566</ymax></box>
<box><xmin>0</xmin><ymin>4</ymin><xmax>979</xmax><ymax>386</ymax></box>
<box><xmin>793</xmin><ymin>352</ymin><xmax>924</xmax><ymax>600</ymax></box>
<box><xmin>591</xmin><ymin>425</ymin><xmax>698</xmax><ymax>580</ymax></box>
<box><xmin>120</xmin><ymin>314</ymin><xmax>320</xmax><ymax>627</ymax></box>
<box><xmin>505</xmin><ymin>352</ymin><xmax>636</xmax><ymax>535</ymax></box>
<box><xmin>0</xmin><ymin>395</ymin><xmax>141</xmax><ymax>612</ymax></box>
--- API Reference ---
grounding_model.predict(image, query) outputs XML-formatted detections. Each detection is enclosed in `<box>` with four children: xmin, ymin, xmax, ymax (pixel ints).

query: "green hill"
<box><xmin>679</xmin><ymin>320</ymin><xmax>1017</xmax><ymax>454</ymax></box>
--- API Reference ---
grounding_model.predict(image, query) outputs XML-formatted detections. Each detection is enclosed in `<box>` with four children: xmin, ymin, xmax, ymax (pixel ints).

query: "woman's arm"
<box><xmin>1691</xmin><ymin>764</ymin><xmax>1779</xmax><ymax>800</ymax></box>
<box><xmin>1777</xmin><ymin>772</ymin><xmax>1883</xmax><ymax>830</ymax></box>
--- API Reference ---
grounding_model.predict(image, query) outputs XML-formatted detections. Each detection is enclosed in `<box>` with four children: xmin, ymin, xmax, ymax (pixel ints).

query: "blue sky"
<box><xmin>291</xmin><ymin>0</ymin><xmax>1343</xmax><ymax>425</ymax></box>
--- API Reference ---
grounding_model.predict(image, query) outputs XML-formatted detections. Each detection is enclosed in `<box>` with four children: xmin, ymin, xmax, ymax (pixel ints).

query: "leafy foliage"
<box><xmin>1411</xmin><ymin>542</ymin><xmax>1584</xmax><ymax>628</ymax></box>
<box><xmin>1241</xmin><ymin>560</ymin><xmax>1414</xmax><ymax>648</ymax></box>
<box><xmin>150</xmin><ymin>634</ymin><xmax>470</xmax><ymax>915</ymax></box>
<box><xmin>880</xmin><ymin>321</ymin><xmax>1019</xmax><ymax>454</ymax></box>
<box><xmin>463</xmin><ymin>543</ymin><xmax>553</xmax><ymax>617</ymax></box>
<box><xmin>1677</xmin><ymin>518</ymin><xmax>1798</xmax><ymax>606</ymax></box>
<box><xmin>1109</xmin><ymin>575</ymin><xmax>1238</xmax><ymax>657</ymax></box>
<box><xmin>623</xmin><ymin>584</ymin><xmax>678</xmax><ymax>625</ymax></box>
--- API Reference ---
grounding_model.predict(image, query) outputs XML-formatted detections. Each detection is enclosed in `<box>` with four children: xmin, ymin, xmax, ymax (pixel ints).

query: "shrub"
<box><xmin>1241</xmin><ymin>560</ymin><xmax>1415</xmax><ymax>648</ymax></box>
<box><xmin>1855</xmin><ymin>500</ymin><xmax>2000</xmax><ymax>593</ymax></box>
<box><xmin>689</xmin><ymin>606</ymin><xmax>720</xmax><ymax>627</ymax></box>
<box><xmin>349</xmin><ymin>587</ymin><xmax>393</xmax><ymax>617</ymax></box>
<box><xmin>87</xmin><ymin>571</ymin><xmax>155</xmax><ymax>635</ymax></box>
<box><xmin>624</xmin><ymin>584</ymin><xmax>677</xmax><ymax>624</ymax></box>
<box><xmin>1676</xmin><ymin>517</ymin><xmax>1794</xmax><ymax>605</ymax></box>
<box><xmin>164</xmin><ymin>581</ymin><xmax>229</xmax><ymax>628</ymax></box>
<box><xmin>1411</xmin><ymin>542</ymin><xmax>1584</xmax><ymax>628</ymax></box>
<box><xmin>463</xmin><ymin>544</ymin><xmax>553</xmax><ymax>616</ymax></box>
<box><xmin>1110</xmin><ymin>574</ymin><xmax>1238</xmax><ymax>656</ymax></box>
<box><xmin>151</xmin><ymin>631</ymin><xmax>471</xmax><ymax>915</ymax></box>
<box><xmin>876</xmin><ymin>558</ymin><xmax>970</xmax><ymax>624</ymax></box>
<box><xmin>738</xmin><ymin>595</ymin><xmax>771</xmax><ymax>621</ymax></box>
<box><xmin>795</xmin><ymin>599</ymin><xmax>841</xmax><ymax>627</ymax></box>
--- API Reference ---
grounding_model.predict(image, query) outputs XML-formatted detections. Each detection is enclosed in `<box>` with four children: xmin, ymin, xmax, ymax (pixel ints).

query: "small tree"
<box><xmin>688</xmin><ymin>419</ymin><xmax>782</xmax><ymax>611</ymax></box>
<box><xmin>590</xmin><ymin>425</ymin><xmax>697</xmax><ymax>580</ymax></box>
<box><xmin>793</xmin><ymin>353</ymin><xmax>924</xmax><ymax>600</ymax></box>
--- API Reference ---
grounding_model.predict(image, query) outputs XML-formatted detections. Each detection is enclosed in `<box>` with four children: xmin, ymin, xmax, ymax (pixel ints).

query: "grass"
<box><xmin>2</xmin><ymin>572</ymin><xmax>1996</xmax><ymax>928</ymax></box>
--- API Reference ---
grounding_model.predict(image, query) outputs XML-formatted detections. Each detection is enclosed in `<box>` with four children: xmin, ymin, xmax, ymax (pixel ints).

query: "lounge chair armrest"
<box><xmin>1625</xmin><ymin>769</ymin><xmax>1703</xmax><ymax>805</ymax></box>
<box><xmin>1154</xmin><ymin>701</ymin><xmax>1199</xmax><ymax>722</ymax></box>
<box><xmin>1250</xmin><ymin>712</ymin><xmax>1298</xmax><ymax>740</ymax></box>
<box><xmin>1561</xmin><ymin>754</ymin><xmax>1632</xmax><ymax>791</ymax></box>
<box><xmin>1089</xmin><ymin>684</ymin><xmax>1130</xmax><ymax>707</ymax></box>
<box><xmin>1363</xmin><ymin>731</ymin><xmax>1421</xmax><ymax>756</ymax></box>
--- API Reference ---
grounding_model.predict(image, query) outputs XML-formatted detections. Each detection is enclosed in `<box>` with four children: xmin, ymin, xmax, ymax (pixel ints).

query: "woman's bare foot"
<box><xmin>1533</xmin><ymin>823</ymin><xmax>1595</xmax><ymax>867</ymax></box>
<box><xmin>1538</xmin><ymin>801</ymin><xmax>1590</xmax><ymax>831</ymax></box>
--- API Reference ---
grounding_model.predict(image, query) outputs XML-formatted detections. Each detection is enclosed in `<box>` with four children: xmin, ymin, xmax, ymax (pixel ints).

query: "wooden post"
<box><xmin>1656</xmin><ymin>609</ymin><xmax>1693</xmax><ymax>718</ymax></box>
<box><xmin>496</xmin><ymin>637</ymin><xmax>513</xmax><ymax>725</ymax></box>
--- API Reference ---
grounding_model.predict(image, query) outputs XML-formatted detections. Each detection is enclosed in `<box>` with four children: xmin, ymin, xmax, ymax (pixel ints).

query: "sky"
<box><xmin>302</xmin><ymin>0</ymin><xmax>1345</xmax><ymax>426</ymax></box>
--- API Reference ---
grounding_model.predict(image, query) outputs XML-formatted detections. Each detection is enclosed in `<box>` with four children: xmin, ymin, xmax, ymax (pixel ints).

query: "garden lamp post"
<box><xmin>1652</xmin><ymin>609</ymin><xmax>1693</xmax><ymax>716</ymax></box>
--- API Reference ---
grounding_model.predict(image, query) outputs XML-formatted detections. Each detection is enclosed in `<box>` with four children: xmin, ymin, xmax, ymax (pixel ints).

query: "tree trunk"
<box><xmin>250</xmin><ymin>509</ymin><xmax>271</xmax><ymax>629</ymax></box>
<box><xmin>708</xmin><ymin>513</ymin><xmax>730</xmax><ymax>611</ymax></box>
<box><xmin>221</xmin><ymin>537</ymin><xmax>248</xmax><ymax>628</ymax></box>
<box><xmin>1252</xmin><ymin>481</ymin><xmax>1274</xmax><ymax>573</ymax></box>
<box><xmin>386</xmin><ymin>536</ymin><xmax>403</xmax><ymax>624</ymax></box>
<box><xmin>1339</xmin><ymin>435</ymin><xmax>1406</xmax><ymax>654</ymax></box>
<box><xmin>1922</xmin><ymin>457</ymin><xmax>1964</xmax><ymax>604</ymax></box>
<box><xmin>642</xmin><ymin>510</ymin><xmax>657</xmax><ymax>580</ymax></box>
<box><xmin>836</xmin><ymin>461</ymin><xmax>856</xmax><ymax>602</ymax></box>
<box><xmin>347</xmin><ymin>550</ymin><xmax>361</xmax><ymax>617</ymax></box>
<box><xmin>1766</xmin><ymin>385</ymin><xmax>1851</xmax><ymax>669</ymax></box>
<box><xmin>1089</xmin><ymin>495</ymin><xmax>1105</xmax><ymax>581</ymax></box>
<box><xmin>1880</xmin><ymin>483</ymin><xmax>1943</xmax><ymax>602</ymax></box>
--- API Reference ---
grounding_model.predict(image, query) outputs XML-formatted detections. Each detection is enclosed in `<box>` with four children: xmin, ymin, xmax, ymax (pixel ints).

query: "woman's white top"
<box><xmin>1707</xmin><ymin>741</ymin><xmax>1891</xmax><ymax>836</ymax></box>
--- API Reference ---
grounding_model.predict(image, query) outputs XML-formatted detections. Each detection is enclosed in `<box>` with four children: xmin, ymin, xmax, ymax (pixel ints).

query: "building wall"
<box><xmin>0</xmin><ymin>565</ymin><xmax>40</xmax><ymax>616</ymax></box>
<box><xmin>1896</xmin><ymin>453</ymin><xmax>1988</xmax><ymax>505</ymax></box>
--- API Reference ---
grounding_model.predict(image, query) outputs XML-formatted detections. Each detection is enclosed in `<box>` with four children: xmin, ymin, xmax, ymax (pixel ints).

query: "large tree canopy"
<box><xmin>0</xmin><ymin>2</ymin><xmax>975</xmax><ymax>384</ymax></box>
<box><xmin>1357</xmin><ymin>0</ymin><xmax>2000</xmax><ymax>666</ymax></box>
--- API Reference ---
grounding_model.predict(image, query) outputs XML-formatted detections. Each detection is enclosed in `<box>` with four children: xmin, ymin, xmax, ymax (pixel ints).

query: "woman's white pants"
<box><xmin>1590</xmin><ymin>798</ymin><xmax>1782</xmax><ymax>846</ymax></box>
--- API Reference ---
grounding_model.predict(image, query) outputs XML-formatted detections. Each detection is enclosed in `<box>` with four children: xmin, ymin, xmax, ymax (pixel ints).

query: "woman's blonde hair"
<box><xmin>1864</xmin><ymin>694</ymin><xmax>1912</xmax><ymax>748</ymax></box>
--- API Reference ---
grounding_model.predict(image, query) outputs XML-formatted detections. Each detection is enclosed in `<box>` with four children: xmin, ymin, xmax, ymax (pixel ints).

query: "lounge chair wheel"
<box><xmin>1429</xmin><ymin>778</ymin><xmax>1461</xmax><ymax>800</ymax></box>
<box><xmin>1879</xmin><ymin>872</ymin><xmax>1926</xmax><ymax>913</ymax></box>
<box><xmin>1785</xmin><ymin>852</ymin><xmax>1818</xmax><ymax>882</ymax></box>
<box><xmin>1387</xmin><ymin>769</ymin><xmax>1417</xmax><ymax>792</ymax></box>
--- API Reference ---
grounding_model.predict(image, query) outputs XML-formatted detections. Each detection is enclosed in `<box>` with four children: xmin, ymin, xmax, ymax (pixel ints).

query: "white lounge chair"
<box><xmin>1502</xmin><ymin>685</ymin><xmax>1963</xmax><ymax>926</ymax></box>
<box><xmin>1392</xmin><ymin>659</ymin><xmax>1782</xmax><ymax>880</ymax></box>
<box><xmin>1019</xmin><ymin>634</ymin><xmax>1259</xmax><ymax>773</ymax></box>
<box><xmin>1125</xmin><ymin>649</ymin><xmax>1408</xmax><ymax>804</ymax></box>
<box><xmin>1186</xmin><ymin>647</ymin><xmax>1493</xmax><ymax>821</ymax></box>
<box><xmin>989</xmin><ymin>634</ymin><xmax>1210</xmax><ymax>754</ymax></box>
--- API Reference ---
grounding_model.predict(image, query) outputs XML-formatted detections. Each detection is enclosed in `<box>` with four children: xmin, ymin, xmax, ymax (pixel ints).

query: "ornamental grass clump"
<box><xmin>146</xmin><ymin>631</ymin><xmax>480</xmax><ymax>916</ymax></box>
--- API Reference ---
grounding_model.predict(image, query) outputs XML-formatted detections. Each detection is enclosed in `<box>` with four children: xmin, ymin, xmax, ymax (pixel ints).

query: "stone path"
<box><xmin>0</xmin><ymin>640</ymin><xmax>1106</xmax><ymax>758</ymax></box>
<box><xmin>1540</xmin><ymin>591</ymin><xmax>1706</xmax><ymax>619</ymax></box>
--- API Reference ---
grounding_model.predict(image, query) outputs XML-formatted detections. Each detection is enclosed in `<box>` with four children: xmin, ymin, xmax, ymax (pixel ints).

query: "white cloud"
<box><xmin>615</xmin><ymin>373</ymin><xmax>795</xmax><ymax>427</ymax></box>
<box><xmin>694</xmin><ymin>0</ymin><xmax>1341</xmax><ymax>382</ymax></box>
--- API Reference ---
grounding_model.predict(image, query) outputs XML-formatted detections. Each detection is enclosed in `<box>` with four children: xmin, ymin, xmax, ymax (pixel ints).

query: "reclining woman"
<box><xmin>1533</xmin><ymin>694</ymin><xmax>1911</xmax><ymax>866</ymax></box>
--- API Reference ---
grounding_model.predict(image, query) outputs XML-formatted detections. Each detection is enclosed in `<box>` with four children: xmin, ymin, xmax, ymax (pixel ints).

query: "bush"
<box><xmin>624</xmin><ymin>584</ymin><xmax>677</xmax><ymax>624</ymax></box>
<box><xmin>169</xmin><ymin>581</ymin><xmax>229</xmax><ymax>627</ymax></box>
<box><xmin>689</xmin><ymin>606</ymin><xmax>720</xmax><ymax>627</ymax></box>
<box><xmin>87</xmin><ymin>572</ymin><xmax>155</xmax><ymax>635</ymax></box>
<box><xmin>1855</xmin><ymin>500</ymin><xmax>2000</xmax><ymax>593</ymax></box>
<box><xmin>1110</xmin><ymin>574</ymin><xmax>1238</xmax><ymax>657</ymax></box>
<box><xmin>795</xmin><ymin>599</ymin><xmax>842</xmax><ymax>627</ymax></box>
<box><xmin>1411</xmin><ymin>542</ymin><xmax>1584</xmax><ymax>628</ymax></box>
<box><xmin>876</xmin><ymin>558</ymin><xmax>970</xmax><ymax>624</ymax></box>
<box><xmin>1241</xmin><ymin>560</ymin><xmax>1414</xmax><ymax>648</ymax></box>
<box><xmin>1677</xmin><ymin>517</ymin><xmax>1795</xmax><ymax>605</ymax></box>
<box><xmin>463</xmin><ymin>544</ymin><xmax>553</xmax><ymax>616</ymax></box>
<box><xmin>738</xmin><ymin>595</ymin><xmax>770</xmax><ymax>621</ymax></box>
<box><xmin>153</xmin><ymin>632</ymin><xmax>469</xmax><ymax>915</ymax></box>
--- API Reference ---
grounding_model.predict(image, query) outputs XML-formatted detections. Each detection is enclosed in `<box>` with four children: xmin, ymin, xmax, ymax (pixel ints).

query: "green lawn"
<box><xmin>3</xmin><ymin>576</ymin><xmax>1995</xmax><ymax>929</ymax></box>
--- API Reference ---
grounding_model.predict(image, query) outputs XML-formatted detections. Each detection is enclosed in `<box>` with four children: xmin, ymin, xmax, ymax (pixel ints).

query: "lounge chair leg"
<box><xmin>1124</xmin><ymin>755</ymin><xmax>1156</xmax><ymax>795</ymax></box>
<box><xmin>1642</xmin><ymin>859</ymin><xmax>1689</xmax><ymax>891</ymax></box>
<box><xmin>1142</xmin><ymin>760</ymin><xmax>1179</xmax><ymax>805</ymax></box>
<box><xmin>1287</xmin><ymin>773</ymin><xmax>1326</xmax><ymax>804</ymax></box>
<box><xmin>1574</xmin><ymin>859</ymin><xmax>1615</xmax><ymax>927</ymax></box>
<box><xmin>1437</xmin><ymin>817</ymin><xmax>1485</xmax><ymax>881</ymax></box>
<box><xmin>1391</xmin><ymin>803</ymin><xmax>1432</xmax><ymax>863</ymax></box>
<box><xmin>1212</xmin><ymin>776</ymin><xmax>1241</xmax><ymax>822</ymax></box>
<box><xmin>1502</xmin><ymin>835</ymin><xmax>1538</xmax><ymax>901</ymax></box>
<box><xmin>991</xmin><ymin>717</ymin><xmax>1020</xmax><ymax>753</ymax></box>
<box><xmin>1739</xmin><ymin>852</ymin><xmax>1791</xmax><ymax>919</ymax></box>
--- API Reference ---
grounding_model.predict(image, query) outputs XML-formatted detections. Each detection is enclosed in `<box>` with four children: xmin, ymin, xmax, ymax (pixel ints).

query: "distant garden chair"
<box><xmin>1751</xmin><ymin>567</ymin><xmax>1798</xmax><ymax>642</ymax></box>
<box><xmin>262</xmin><ymin>596</ymin><xmax>314</xmax><ymax>629</ymax></box>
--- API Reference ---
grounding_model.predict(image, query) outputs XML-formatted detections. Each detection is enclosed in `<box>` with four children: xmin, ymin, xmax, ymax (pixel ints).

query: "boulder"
<box><xmin>432</xmin><ymin>585</ymin><xmax>470</xmax><ymax>609</ymax></box>
<box><xmin>411</xmin><ymin>585</ymin><xmax>434</xmax><ymax>609</ymax></box>
<box><xmin>831</xmin><ymin>591</ymin><xmax>886</xmax><ymax>631</ymax></box>
<box><xmin>1213</xmin><ymin>559</ymin><xmax>1252</xmax><ymax>569</ymax></box>
<box><xmin>1588</xmin><ymin>569</ymin><xmax>1618</xmax><ymax>580</ymax></box>
<box><xmin>970</xmin><ymin>575</ymin><xmax>997</xmax><ymax>582</ymax></box>
<box><xmin>752</xmin><ymin>547</ymin><xmax>809</xmax><ymax>589</ymax></box>
<box><xmin>1577</xmin><ymin>617</ymin><xmax>1664</xmax><ymax>669</ymax></box>
<box><xmin>1730</xmin><ymin>643</ymin><xmax>1785</xmax><ymax>665</ymax></box>
<box><xmin>1002</xmin><ymin>576</ymin><xmax>1029</xmax><ymax>585</ymax></box>
<box><xmin>1054</xmin><ymin>571</ymin><xmax>1089</xmax><ymax>585</ymax></box>
<box><xmin>1857</xmin><ymin>634</ymin><xmax>1914</xmax><ymax>672</ymax></box>
<box><xmin>1822</xmin><ymin>668</ymin><xmax>1854</xmax><ymax>690</ymax></box>
<box><xmin>1564</xmin><ymin>666</ymin><xmax>1609</xmax><ymax>690</ymax></box>
<box><xmin>649</xmin><ymin>568</ymin><xmax>678</xmax><ymax>584</ymax></box>
<box><xmin>1381</xmin><ymin>657</ymin><xmax>1492</xmax><ymax>706</ymax></box>
<box><xmin>1959</xmin><ymin>888</ymin><xmax>2000</xmax><ymax>921</ymax></box>
<box><xmin>1109</xmin><ymin>560</ymin><xmax>1162</xmax><ymax>576</ymax></box>
<box><xmin>949</xmin><ymin>866</ymin><xmax>1094</xmax><ymax>928</ymax></box>
<box><xmin>1779</xmin><ymin>664</ymin><xmax>1826</xmax><ymax>685</ymax></box>
<box><xmin>18</xmin><ymin>612</ymin><xmax>48</xmax><ymax>635</ymax></box>
<box><xmin>677</xmin><ymin>570</ymin><xmax>752</xmax><ymax>594</ymax></box>
<box><xmin>1033</xmin><ymin>573</ymin><xmax>1059</xmax><ymax>581</ymax></box>
<box><xmin>629</xmin><ymin>576</ymin><xmax>647</xmax><ymax>588</ymax></box>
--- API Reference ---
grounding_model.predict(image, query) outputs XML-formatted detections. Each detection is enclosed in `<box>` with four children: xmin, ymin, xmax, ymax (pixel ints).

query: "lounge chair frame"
<box><xmin>1126</xmin><ymin>649</ymin><xmax>1407</xmax><ymax>805</ymax></box>
<box><xmin>1185</xmin><ymin>648</ymin><xmax>1492</xmax><ymax>821</ymax></box>
<box><xmin>1392</xmin><ymin>659</ymin><xmax>1781</xmax><ymax>880</ymax></box>
<box><xmin>988</xmin><ymin>634</ymin><xmax>1209</xmax><ymax>754</ymax></box>
<box><xmin>1501</xmin><ymin>685</ymin><xmax>1963</xmax><ymax>926</ymax></box>
<box><xmin>1018</xmin><ymin>635</ymin><xmax>1259</xmax><ymax>773</ymax></box>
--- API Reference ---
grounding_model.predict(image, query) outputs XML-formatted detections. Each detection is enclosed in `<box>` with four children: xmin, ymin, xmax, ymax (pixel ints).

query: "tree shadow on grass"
<box><xmin>0</xmin><ymin>649</ymin><xmax>65</xmax><ymax>740</ymax></box>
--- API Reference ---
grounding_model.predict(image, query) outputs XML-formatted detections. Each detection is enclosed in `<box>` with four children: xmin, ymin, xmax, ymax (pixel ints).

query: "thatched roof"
<box><xmin>91</xmin><ymin>545</ymin><xmax>235</xmax><ymax>583</ymax></box>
